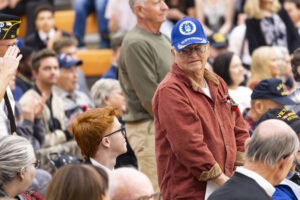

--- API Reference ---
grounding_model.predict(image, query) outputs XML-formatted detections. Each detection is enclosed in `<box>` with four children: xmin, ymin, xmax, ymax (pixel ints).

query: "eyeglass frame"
<box><xmin>97</xmin><ymin>126</ymin><xmax>127</xmax><ymax>144</ymax></box>
<box><xmin>136</xmin><ymin>192</ymin><xmax>162</xmax><ymax>200</ymax></box>
<box><xmin>32</xmin><ymin>160</ymin><xmax>40</xmax><ymax>168</ymax></box>
<box><xmin>177</xmin><ymin>44</ymin><xmax>208</xmax><ymax>57</ymax></box>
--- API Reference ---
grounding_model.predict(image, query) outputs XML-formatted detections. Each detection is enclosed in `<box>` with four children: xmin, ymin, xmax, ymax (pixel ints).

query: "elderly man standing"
<box><xmin>118</xmin><ymin>0</ymin><xmax>172</xmax><ymax>191</ymax></box>
<box><xmin>152</xmin><ymin>17</ymin><xmax>250</xmax><ymax>199</ymax></box>
<box><xmin>208</xmin><ymin>119</ymin><xmax>299</xmax><ymax>200</ymax></box>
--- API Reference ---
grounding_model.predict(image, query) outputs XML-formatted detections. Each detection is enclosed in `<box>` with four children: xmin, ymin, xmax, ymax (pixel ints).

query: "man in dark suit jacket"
<box><xmin>208</xmin><ymin>119</ymin><xmax>299</xmax><ymax>200</ymax></box>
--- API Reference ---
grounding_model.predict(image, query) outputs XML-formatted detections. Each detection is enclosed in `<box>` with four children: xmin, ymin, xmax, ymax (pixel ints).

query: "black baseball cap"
<box><xmin>257</xmin><ymin>107</ymin><xmax>300</xmax><ymax>134</ymax></box>
<box><xmin>251</xmin><ymin>78</ymin><xmax>295</xmax><ymax>105</ymax></box>
<box><xmin>0</xmin><ymin>13</ymin><xmax>21</xmax><ymax>40</ymax></box>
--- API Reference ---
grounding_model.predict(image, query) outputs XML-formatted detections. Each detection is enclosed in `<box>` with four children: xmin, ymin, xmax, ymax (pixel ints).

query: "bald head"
<box><xmin>109</xmin><ymin>167</ymin><xmax>154</xmax><ymax>200</ymax></box>
<box><xmin>246</xmin><ymin>119</ymin><xmax>299</xmax><ymax>166</ymax></box>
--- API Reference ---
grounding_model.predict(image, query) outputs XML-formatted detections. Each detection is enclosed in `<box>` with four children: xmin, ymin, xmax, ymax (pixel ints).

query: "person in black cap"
<box><xmin>0</xmin><ymin>13</ymin><xmax>22</xmax><ymax>135</ymax></box>
<box><xmin>243</xmin><ymin>78</ymin><xmax>296</xmax><ymax>134</ymax></box>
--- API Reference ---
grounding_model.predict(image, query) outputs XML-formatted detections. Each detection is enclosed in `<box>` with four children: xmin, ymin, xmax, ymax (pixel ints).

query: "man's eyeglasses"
<box><xmin>177</xmin><ymin>45</ymin><xmax>207</xmax><ymax>57</ymax></box>
<box><xmin>97</xmin><ymin>127</ymin><xmax>127</xmax><ymax>144</ymax></box>
<box><xmin>137</xmin><ymin>192</ymin><xmax>162</xmax><ymax>200</ymax></box>
<box><xmin>32</xmin><ymin>160</ymin><xmax>40</xmax><ymax>168</ymax></box>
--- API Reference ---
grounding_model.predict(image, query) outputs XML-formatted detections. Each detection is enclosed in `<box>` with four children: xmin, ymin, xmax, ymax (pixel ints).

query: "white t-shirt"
<box><xmin>229</xmin><ymin>86</ymin><xmax>252</xmax><ymax>113</ymax></box>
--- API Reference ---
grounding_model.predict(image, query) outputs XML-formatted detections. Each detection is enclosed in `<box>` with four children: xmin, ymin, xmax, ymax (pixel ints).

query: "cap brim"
<box><xmin>210</xmin><ymin>42</ymin><xmax>228</xmax><ymax>48</ymax></box>
<box><xmin>61</xmin><ymin>60</ymin><xmax>83</xmax><ymax>68</ymax></box>
<box><xmin>174</xmin><ymin>38</ymin><xmax>208</xmax><ymax>51</ymax></box>
<box><xmin>272</xmin><ymin>96</ymin><xmax>296</xmax><ymax>105</ymax></box>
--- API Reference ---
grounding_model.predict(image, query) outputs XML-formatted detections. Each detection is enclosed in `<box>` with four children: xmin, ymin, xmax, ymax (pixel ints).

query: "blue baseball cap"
<box><xmin>57</xmin><ymin>53</ymin><xmax>82</xmax><ymax>69</ymax></box>
<box><xmin>171</xmin><ymin>17</ymin><xmax>208</xmax><ymax>51</ymax></box>
<box><xmin>251</xmin><ymin>78</ymin><xmax>295</xmax><ymax>105</ymax></box>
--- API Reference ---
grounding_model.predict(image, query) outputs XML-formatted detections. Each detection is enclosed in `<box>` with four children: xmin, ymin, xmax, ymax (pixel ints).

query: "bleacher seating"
<box><xmin>77</xmin><ymin>49</ymin><xmax>113</xmax><ymax>77</ymax></box>
<box><xmin>19</xmin><ymin>10</ymin><xmax>110</xmax><ymax>77</ymax></box>
<box><xmin>19</xmin><ymin>10</ymin><xmax>98</xmax><ymax>37</ymax></box>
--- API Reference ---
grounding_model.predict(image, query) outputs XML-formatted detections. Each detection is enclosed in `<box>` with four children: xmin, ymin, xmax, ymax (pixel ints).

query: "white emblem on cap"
<box><xmin>6</xmin><ymin>22</ymin><xmax>12</xmax><ymax>26</ymax></box>
<box><xmin>0</xmin><ymin>22</ymin><xmax>4</xmax><ymax>28</ymax></box>
<box><xmin>179</xmin><ymin>20</ymin><xmax>196</xmax><ymax>35</ymax></box>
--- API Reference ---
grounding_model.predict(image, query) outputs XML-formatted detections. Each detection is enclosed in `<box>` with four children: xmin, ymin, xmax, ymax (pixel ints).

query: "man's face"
<box><xmin>33</xmin><ymin>57</ymin><xmax>59</xmax><ymax>86</ymax></box>
<box><xmin>57</xmin><ymin>66</ymin><xmax>78</xmax><ymax>93</ymax></box>
<box><xmin>172</xmin><ymin>44</ymin><xmax>209</xmax><ymax>78</ymax></box>
<box><xmin>35</xmin><ymin>10</ymin><xmax>54</xmax><ymax>33</ymax></box>
<box><xmin>0</xmin><ymin>38</ymin><xmax>18</xmax><ymax>56</ymax></box>
<box><xmin>59</xmin><ymin>45</ymin><xmax>78</xmax><ymax>60</ymax></box>
<box><xmin>251</xmin><ymin>99</ymin><xmax>284</xmax><ymax>120</ymax></box>
<box><xmin>138</xmin><ymin>0</ymin><xmax>168</xmax><ymax>24</ymax></box>
<box><xmin>105</xmin><ymin>117</ymin><xmax>127</xmax><ymax>156</ymax></box>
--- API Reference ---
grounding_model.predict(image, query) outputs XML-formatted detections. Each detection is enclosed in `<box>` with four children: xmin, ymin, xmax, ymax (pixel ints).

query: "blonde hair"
<box><xmin>244</xmin><ymin>0</ymin><xmax>281</xmax><ymax>19</ymax></box>
<box><xmin>248</xmin><ymin>46</ymin><xmax>277</xmax><ymax>86</ymax></box>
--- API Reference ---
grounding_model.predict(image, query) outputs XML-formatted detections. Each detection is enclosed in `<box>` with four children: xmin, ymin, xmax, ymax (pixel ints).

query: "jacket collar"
<box><xmin>171</xmin><ymin>63</ymin><xmax>219</xmax><ymax>92</ymax></box>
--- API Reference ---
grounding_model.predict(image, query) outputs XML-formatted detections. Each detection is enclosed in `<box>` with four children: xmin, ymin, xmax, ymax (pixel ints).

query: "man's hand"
<box><xmin>34</xmin><ymin>93</ymin><xmax>47</xmax><ymax>118</ymax></box>
<box><xmin>0</xmin><ymin>45</ymin><xmax>22</xmax><ymax>78</ymax></box>
<box><xmin>211</xmin><ymin>173</ymin><xmax>229</xmax><ymax>186</ymax></box>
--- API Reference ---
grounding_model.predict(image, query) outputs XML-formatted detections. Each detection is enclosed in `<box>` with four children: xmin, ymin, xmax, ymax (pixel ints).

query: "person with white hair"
<box><xmin>109</xmin><ymin>167</ymin><xmax>161</xmax><ymax>200</ymax></box>
<box><xmin>0</xmin><ymin>135</ymin><xmax>38</xmax><ymax>198</ymax></box>
<box><xmin>90</xmin><ymin>78</ymin><xmax>126</xmax><ymax>116</ymax></box>
<box><xmin>208</xmin><ymin>119</ymin><xmax>300</xmax><ymax>200</ymax></box>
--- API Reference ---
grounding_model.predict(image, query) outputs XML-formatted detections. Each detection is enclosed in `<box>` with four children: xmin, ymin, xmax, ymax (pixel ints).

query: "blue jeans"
<box><xmin>73</xmin><ymin>0</ymin><xmax>110</xmax><ymax>48</ymax></box>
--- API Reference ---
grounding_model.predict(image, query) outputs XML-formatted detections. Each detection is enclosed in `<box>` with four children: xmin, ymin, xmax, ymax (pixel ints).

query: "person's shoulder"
<box><xmin>156</xmin><ymin>72</ymin><xmax>182</xmax><ymax>92</ymax></box>
<box><xmin>24</xmin><ymin>31</ymin><xmax>38</xmax><ymax>43</ymax></box>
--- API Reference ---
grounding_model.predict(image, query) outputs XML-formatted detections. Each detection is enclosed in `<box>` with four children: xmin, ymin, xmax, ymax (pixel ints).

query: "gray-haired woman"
<box><xmin>0</xmin><ymin>135</ymin><xmax>38</xmax><ymax>199</ymax></box>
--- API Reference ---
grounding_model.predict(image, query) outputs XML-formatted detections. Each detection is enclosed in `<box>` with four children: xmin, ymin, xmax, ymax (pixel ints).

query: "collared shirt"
<box><xmin>236</xmin><ymin>167</ymin><xmax>275</xmax><ymax>197</ymax></box>
<box><xmin>38</xmin><ymin>29</ymin><xmax>56</xmax><ymax>43</ymax></box>
<box><xmin>0</xmin><ymin>88</ymin><xmax>15</xmax><ymax>137</ymax></box>
<box><xmin>90</xmin><ymin>157</ymin><xmax>112</xmax><ymax>174</ymax></box>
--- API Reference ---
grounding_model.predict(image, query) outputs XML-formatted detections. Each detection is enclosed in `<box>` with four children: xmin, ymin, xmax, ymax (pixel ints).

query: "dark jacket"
<box><xmin>25</xmin><ymin>29</ymin><xmax>70</xmax><ymax>51</ymax></box>
<box><xmin>208</xmin><ymin>172</ymin><xmax>273</xmax><ymax>200</ymax></box>
<box><xmin>246</xmin><ymin>9</ymin><xmax>300</xmax><ymax>54</ymax></box>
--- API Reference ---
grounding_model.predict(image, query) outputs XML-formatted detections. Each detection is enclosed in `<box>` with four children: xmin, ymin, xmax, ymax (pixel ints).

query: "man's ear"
<box><xmin>253</xmin><ymin>100</ymin><xmax>264</xmax><ymax>116</ymax></box>
<box><xmin>134</xmin><ymin>4</ymin><xmax>145</xmax><ymax>19</ymax></box>
<box><xmin>278</xmin><ymin>154</ymin><xmax>293</xmax><ymax>170</ymax></box>
<box><xmin>100</xmin><ymin>137</ymin><xmax>110</xmax><ymax>148</ymax></box>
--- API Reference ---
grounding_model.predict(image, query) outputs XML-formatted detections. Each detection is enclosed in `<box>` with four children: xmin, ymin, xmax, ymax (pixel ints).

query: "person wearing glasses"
<box><xmin>209</xmin><ymin>119</ymin><xmax>299</xmax><ymax>200</ymax></box>
<box><xmin>71</xmin><ymin>106</ymin><xmax>127</xmax><ymax>172</ymax></box>
<box><xmin>152</xmin><ymin>17</ymin><xmax>250</xmax><ymax>199</ymax></box>
<box><xmin>0</xmin><ymin>135</ymin><xmax>38</xmax><ymax>199</ymax></box>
